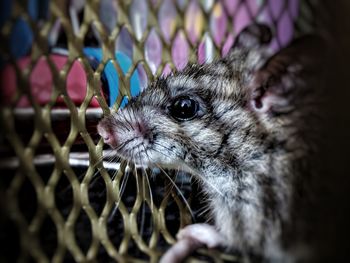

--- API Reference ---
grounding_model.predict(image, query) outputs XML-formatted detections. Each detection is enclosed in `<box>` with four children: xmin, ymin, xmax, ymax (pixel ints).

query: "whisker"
<box><xmin>120</xmin><ymin>110</ymin><xmax>133</xmax><ymax>131</ymax></box>
<box><xmin>144</xmin><ymin>168</ymin><xmax>154</xmax><ymax>212</ymax></box>
<box><xmin>115</xmin><ymin>162</ymin><xmax>130</xmax><ymax>206</ymax></box>
<box><xmin>152</xmin><ymin>142</ymin><xmax>180</xmax><ymax>156</ymax></box>
<box><xmin>151</xmin><ymin>147</ymin><xmax>225</xmax><ymax>198</ymax></box>
<box><xmin>111</xmin><ymin>168</ymin><xmax>118</xmax><ymax>181</ymax></box>
<box><xmin>108</xmin><ymin>162</ymin><xmax>131</xmax><ymax>223</ymax></box>
<box><xmin>133</xmin><ymin>164</ymin><xmax>145</xmax><ymax>237</ymax></box>
<box><xmin>60</xmin><ymin>155</ymin><xmax>113</xmax><ymax>194</ymax></box>
<box><xmin>140</xmin><ymin>144</ymin><xmax>155</xmax><ymax>212</ymax></box>
<box><xmin>140</xmin><ymin>168</ymin><xmax>146</xmax><ymax>238</ymax></box>
<box><xmin>151</xmin><ymin>146</ymin><xmax>179</xmax><ymax>161</ymax></box>
<box><xmin>140</xmin><ymin>145</ymin><xmax>189</xmax><ymax>220</ymax></box>
<box><xmin>196</xmin><ymin>204</ymin><xmax>212</xmax><ymax>218</ymax></box>
<box><xmin>108</xmin><ymin>205</ymin><xmax>119</xmax><ymax>223</ymax></box>
<box><xmin>140</xmin><ymin>144</ymin><xmax>195</xmax><ymax>221</ymax></box>
<box><xmin>106</xmin><ymin>155</ymin><xmax>121</xmax><ymax>166</ymax></box>
<box><xmin>194</xmin><ymin>175</ymin><xmax>224</xmax><ymax>198</ymax></box>
<box><xmin>155</xmin><ymin>163</ymin><xmax>195</xmax><ymax>221</ymax></box>
<box><xmin>134</xmin><ymin>163</ymin><xmax>140</xmax><ymax>199</ymax></box>
<box><xmin>140</xmin><ymin>198</ymin><xmax>146</xmax><ymax>238</ymax></box>
<box><xmin>157</xmin><ymin>131</ymin><xmax>187</xmax><ymax>138</ymax></box>
<box><xmin>123</xmin><ymin>107</ymin><xmax>136</xmax><ymax>131</ymax></box>
<box><xmin>113</xmin><ymin>138</ymin><xmax>136</xmax><ymax>152</ymax></box>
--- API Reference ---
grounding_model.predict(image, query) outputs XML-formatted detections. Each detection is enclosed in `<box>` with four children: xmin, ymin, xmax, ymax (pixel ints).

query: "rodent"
<box><xmin>97</xmin><ymin>24</ymin><xmax>327</xmax><ymax>262</ymax></box>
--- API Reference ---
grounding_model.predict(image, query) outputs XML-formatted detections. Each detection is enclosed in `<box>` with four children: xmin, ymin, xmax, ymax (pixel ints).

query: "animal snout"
<box><xmin>97</xmin><ymin>122</ymin><xmax>118</xmax><ymax>148</ymax></box>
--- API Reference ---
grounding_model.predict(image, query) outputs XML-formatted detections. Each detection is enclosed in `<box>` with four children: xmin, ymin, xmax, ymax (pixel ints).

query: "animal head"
<box><xmin>97</xmin><ymin>24</ymin><xmax>324</xmax><ymax>180</ymax></box>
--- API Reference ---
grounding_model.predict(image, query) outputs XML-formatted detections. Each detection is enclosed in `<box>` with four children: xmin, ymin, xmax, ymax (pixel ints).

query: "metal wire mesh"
<box><xmin>0</xmin><ymin>0</ymin><xmax>325</xmax><ymax>262</ymax></box>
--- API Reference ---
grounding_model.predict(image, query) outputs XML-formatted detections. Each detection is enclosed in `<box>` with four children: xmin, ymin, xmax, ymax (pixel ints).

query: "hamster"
<box><xmin>97</xmin><ymin>24</ymin><xmax>326</xmax><ymax>262</ymax></box>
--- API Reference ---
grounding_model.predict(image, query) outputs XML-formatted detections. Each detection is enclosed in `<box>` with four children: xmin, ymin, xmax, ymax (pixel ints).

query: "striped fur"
<box><xmin>97</xmin><ymin>28</ymin><xmax>325</xmax><ymax>262</ymax></box>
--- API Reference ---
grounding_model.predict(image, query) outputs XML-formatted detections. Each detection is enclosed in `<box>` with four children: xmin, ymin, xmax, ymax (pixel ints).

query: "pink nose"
<box><xmin>97</xmin><ymin>123</ymin><xmax>117</xmax><ymax>147</ymax></box>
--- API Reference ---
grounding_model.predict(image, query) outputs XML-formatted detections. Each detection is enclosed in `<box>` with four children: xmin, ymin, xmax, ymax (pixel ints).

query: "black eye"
<box><xmin>169</xmin><ymin>96</ymin><xmax>198</xmax><ymax>121</ymax></box>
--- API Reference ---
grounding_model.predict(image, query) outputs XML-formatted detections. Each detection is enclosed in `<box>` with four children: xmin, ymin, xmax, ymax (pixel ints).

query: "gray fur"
<box><xmin>97</xmin><ymin>26</ymin><xmax>325</xmax><ymax>262</ymax></box>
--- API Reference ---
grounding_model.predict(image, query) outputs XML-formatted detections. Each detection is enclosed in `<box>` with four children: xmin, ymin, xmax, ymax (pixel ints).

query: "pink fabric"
<box><xmin>1</xmin><ymin>54</ymin><xmax>100</xmax><ymax>107</ymax></box>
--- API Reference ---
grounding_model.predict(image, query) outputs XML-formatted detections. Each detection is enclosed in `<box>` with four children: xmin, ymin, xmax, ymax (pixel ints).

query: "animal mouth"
<box><xmin>108</xmin><ymin>135</ymin><xmax>153</xmax><ymax>166</ymax></box>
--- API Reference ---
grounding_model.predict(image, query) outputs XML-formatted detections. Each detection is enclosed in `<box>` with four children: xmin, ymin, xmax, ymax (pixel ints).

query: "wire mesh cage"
<box><xmin>0</xmin><ymin>0</ymin><xmax>329</xmax><ymax>262</ymax></box>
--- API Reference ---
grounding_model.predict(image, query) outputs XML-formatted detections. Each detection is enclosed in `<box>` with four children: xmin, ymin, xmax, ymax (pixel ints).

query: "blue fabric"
<box><xmin>83</xmin><ymin>47</ymin><xmax>141</xmax><ymax>107</ymax></box>
<box><xmin>9</xmin><ymin>19</ymin><xmax>33</xmax><ymax>59</ymax></box>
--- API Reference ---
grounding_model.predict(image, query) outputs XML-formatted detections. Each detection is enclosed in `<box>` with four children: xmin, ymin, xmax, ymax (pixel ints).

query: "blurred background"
<box><xmin>0</xmin><ymin>0</ymin><xmax>349</xmax><ymax>262</ymax></box>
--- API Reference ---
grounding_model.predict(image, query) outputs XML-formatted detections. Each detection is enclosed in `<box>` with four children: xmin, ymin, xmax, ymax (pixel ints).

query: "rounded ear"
<box><xmin>233</xmin><ymin>23</ymin><xmax>273</xmax><ymax>49</ymax></box>
<box><xmin>248</xmin><ymin>35</ymin><xmax>326</xmax><ymax>115</ymax></box>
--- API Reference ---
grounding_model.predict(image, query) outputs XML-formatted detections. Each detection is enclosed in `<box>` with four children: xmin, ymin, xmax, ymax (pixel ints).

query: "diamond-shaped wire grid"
<box><xmin>0</xmin><ymin>0</ymin><xmax>325</xmax><ymax>262</ymax></box>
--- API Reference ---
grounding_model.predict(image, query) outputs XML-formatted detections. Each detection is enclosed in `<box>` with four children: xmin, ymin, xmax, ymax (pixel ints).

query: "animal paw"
<box><xmin>160</xmin><ymin>223</ymin><xmax>225</xmax><ymax>263</ymax></box>
<box><xmin>176</xmin><ymin>223</ymin><xmax>225</xmax><ymax>248</ymax></box>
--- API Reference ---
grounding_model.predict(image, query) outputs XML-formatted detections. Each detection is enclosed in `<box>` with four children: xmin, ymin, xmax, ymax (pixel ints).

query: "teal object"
<box><xmin>83</xmin><ymin>47</ymin><xmax>141</xmax><ymax>107</ymax></box>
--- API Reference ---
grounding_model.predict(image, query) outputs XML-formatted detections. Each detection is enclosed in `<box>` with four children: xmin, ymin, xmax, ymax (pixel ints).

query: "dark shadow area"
<box><xmin>306</xmin><ymin>1</ymin><xmax>350</xmax><ymax>261</ymax></box>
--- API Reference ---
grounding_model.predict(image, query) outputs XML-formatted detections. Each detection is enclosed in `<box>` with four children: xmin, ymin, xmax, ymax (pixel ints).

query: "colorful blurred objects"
<box><xmin>1</xmin><ymin>49</ymin><xmax>141</xmax><ymax>108</ymax></box>
<box><xmin>84</xmin><ymin>48</ymin><xmax>141</xmax><ymax>107</ymax></box>
<box><xmin>1</xmin><ymin>0</ymin><xmax>303</xmax><ymax>109</ymax></box>
<box><xmin>1</xmin><ymin>54</ymin><xmax>97</xmax><ymax>107</ymax></box>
